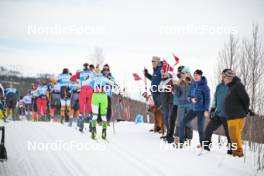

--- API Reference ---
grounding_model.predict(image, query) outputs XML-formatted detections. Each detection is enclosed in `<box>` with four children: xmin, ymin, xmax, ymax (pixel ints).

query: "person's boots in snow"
<box><xmin>60</xmin><ymin>116</ymin><xmax>64</xmax><ymax>124</ymax></box>
<box><xmin>91</xmin><ymin>120</ymin><xmax>97</xmax><ymax>139</ymax></box>
<box><xmin>79</xmin><ymin>116</ymin><xmax>84</xmax><ymax>132</ymax></box>
<box><xmin>91</xmin><ymin>127</ymin><xmax>97</xmax><ymax>140</ymax></box>
<box><xmin>175</xmin><ymin>142</ymin><xmax>183</xmax><ymax>149</ymax></box>
<box><xmin>166</xmin><ymin>136</ymin><xmax>174</xmax><ymax>143</ymax></box>
<box><xmin>185</xmin><ymin>138</ymin><xmax>192</xmax><ymax>146</ymax></box>
<box><xmin>203</xmin><ymin>145</ymin><xmax>210</xmax><ymax>151</ymax></box>
<box><xmin>227</xmin><ymin>150</ymin><xmax>232</xmax><ymax>155</ymax></box>
<box><xmin>68</xmin><ymin>118</ymin><xmax>73</xmax><ymax>127</ymax></box>
<box><xmin>160</xmin><ymin>134</ymin><xmax>168</xmax><ymax>140</ymax></box>
<box><xmin>102</xmin><ymin>128</ymin><xmax>107</xmax><ymax>140</ymax></box>
<box><xmin>232</xmin><ymin>150</ymin><xmax>244</xmax><ymax>157</ymax></box>
<box><xmin>88</xmin><ymin>113</ymin><xmax>93</xmax><ymax>132</ymax></box>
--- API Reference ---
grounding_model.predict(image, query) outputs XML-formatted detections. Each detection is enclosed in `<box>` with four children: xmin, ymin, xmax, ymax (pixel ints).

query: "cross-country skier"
<box><xmin>69</xmin><ymin>74</ymin><xmax>81</xmax><ymax>127</ymax></box>
<box><xmin>49</xmin><ymin>81</ymin><xmax>61</xmax><ymax>121</ymax></box>
<box><xmin>5</xmin><ymin>84</ymin><xmax>19</xmax><ymax>121</ymax></box>
<box><xmin>57</xmin><ymin>68</ymin><xmax>71</xmax><ymax>124</ymax></box>
<box><xmin>76</xmin><ymin>63</ymin><xmax>96</xmax><ymax>132</ymax></box>
<box><xmin>101</xmin><ymin>64</ymin><xmax>115</xmax><ymax>125</ymax></box>
<box><xmin>0</xmin><ymin>84</ymin><xmax>6</xmax><ymax>122</ymax></box>
<box><xmin>36</xmin><ymin>81</ymin><xmax>49</xmax><ymax>121</ymax></box>
<box><xmin>23</xmin><ymin>91</ymin><xmax>32</xmax><ymax>119</ymax></box>
<box><xmin>18</xmin><ymin>96</ymin><xmax>26</xmax><ymax>120</ymax></box>
<box><xmin>90</xmin><ymin>74</ymin><xmax>115</xmax><ymax>140</ymax></box>
<box><xmin>30</xmin><ymin>83</ymin><xmax>39</xmax><ymax>121</ymax></box>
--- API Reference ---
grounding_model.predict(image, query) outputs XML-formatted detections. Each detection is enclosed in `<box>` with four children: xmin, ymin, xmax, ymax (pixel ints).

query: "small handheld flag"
<box><xmin>132</xmin><ymin>73</ymin><xmax>142</xmax><ymax>81</ymax></box>
<box><xmin>162</xmin><ymin>60</ymin><xmax>174</xmax><ymax>72</ymax></box>
<box><xmin>172</xmin><ymin>53</ymin><xmax>180</xmax><ymax>66</ymax></box>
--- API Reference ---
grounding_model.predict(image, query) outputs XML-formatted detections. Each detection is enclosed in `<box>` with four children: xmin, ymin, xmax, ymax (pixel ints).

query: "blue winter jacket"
<box><xmin>188</xmin><ymin>76</ymin><xmax>210</xmax><ymax>112</ymax></box>
<box><xmin>145</xmin><ymin>62</ymin><xmax>163</xmax><ymax>92</ymax></box>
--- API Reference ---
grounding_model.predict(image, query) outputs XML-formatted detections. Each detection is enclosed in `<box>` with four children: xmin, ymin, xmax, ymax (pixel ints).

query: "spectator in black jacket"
<box><xmin>144</xmin><ymin>56</ymin><xmax>163</xmax><ymax>107</ymax></box>
<box><xmin>223</xmin><ymin>69</ymin><xmax>250</xmax><ymax>157</ymax></box>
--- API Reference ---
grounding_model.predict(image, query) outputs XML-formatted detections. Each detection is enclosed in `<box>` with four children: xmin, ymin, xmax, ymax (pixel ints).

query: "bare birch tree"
<box><xmin>89</xmin><ymin>46</ymin><xmax>105</xmax><ymax>66</ymax></box>
<box><xmin>216</xmin><ymin>33</ymin><xmax>239</xmax><ymax>83</ymax></box>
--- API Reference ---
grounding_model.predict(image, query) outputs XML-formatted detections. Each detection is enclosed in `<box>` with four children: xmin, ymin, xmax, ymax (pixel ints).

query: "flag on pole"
<box><xmin>143</xmin><ymin>68</ymin><xmax>148</xmax><ymax>91</ymax></box>
<box><xmin>162</xmin><ymin>60</ymin><xmax>174</xmax><ymax>72</ymax></box>
<box><xmin>132</xmin><ymin>73</ymin><xmax>142</xmax><ymax>81</ymax></box>
<box><xmin>172</xmin><ymin>53</ymin><xmax>180</xmax><ymax>66</ymax></box>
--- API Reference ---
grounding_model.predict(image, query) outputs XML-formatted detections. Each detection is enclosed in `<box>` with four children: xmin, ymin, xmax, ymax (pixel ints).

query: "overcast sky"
<box><xmin>0</xmin><ymin>0</ymin><xmax>263</xmax><ymax>100</ymax></box>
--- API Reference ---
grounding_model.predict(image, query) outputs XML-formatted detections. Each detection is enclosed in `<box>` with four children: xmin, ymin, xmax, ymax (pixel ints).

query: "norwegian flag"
<box><xmin>132</xmin><ymin>73</ymin><xmax>142</xmax><ymax>81</ymax></box>
<box><xmin>162</xmin><ymin>60</ymin><xmax>174</xmax><ymax>72</ymax></box>
<box><xmin>172</xmin><ymin>53</ymin><xmax>180</xmax><ymax>66</ymax></box>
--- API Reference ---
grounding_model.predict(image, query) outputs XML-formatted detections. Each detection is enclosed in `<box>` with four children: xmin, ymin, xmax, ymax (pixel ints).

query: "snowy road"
<box><xmin>0</xmin><ymin>121</ymin><xmax>262</xmax><ymax>176</ymax></box>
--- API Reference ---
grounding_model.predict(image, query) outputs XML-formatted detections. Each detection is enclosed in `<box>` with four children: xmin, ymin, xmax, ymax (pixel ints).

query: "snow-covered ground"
<box><xmin>0</xmin><ymin>121</ymin><xmax>263</xmax><ymax>176</ymax></box>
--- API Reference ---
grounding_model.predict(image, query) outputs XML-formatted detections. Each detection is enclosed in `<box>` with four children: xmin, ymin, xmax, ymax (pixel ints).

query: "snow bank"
<box><xmin>0</xmin><ymin>121</ymin><xmax>262</xmax><ymax>176</ymax></box>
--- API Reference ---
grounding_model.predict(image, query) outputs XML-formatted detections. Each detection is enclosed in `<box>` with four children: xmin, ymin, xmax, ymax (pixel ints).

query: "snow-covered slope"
<box><xmin>0</xmin><ymin>121</ymin><xmax>262</xmax><ymax>176</ymax></box>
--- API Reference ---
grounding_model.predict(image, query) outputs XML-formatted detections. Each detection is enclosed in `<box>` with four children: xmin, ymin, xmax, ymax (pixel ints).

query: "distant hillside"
<box><xmin>0</xmin><ymin>66</ymin><xmax>50</xmax><ymax>95</ymax></box>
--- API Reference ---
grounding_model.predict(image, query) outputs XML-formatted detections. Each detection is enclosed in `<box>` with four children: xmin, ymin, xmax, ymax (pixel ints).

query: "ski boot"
<box><xmin>60</xmin><ymin>116</ymin><xmax>64</xmax><ymax>124</ymax></box>
<box><xmin>89</xmin><ymin>121</ymin><xmax>93</xmax><ymax>132</ymax></box>
<box><xmin>77</xmin><ymin>117</ymin><xmax>80</xmax><ymax>127</ymax></box>
<box><xmin>88</xmin><ymin>113</ymin><xmax>93</xmax><ymax>132</ymax></box>
<box><xmin>102</xmin><ymin>128</ymin><xmax>107</xmax><ymax>140</ymax></box>
<box><xmin>79</xmin><ymin>116</ymin><xmax>84</xmax><ymax>132</ymax></box>
<box><xmin>68</xmin><ymin>118</ymin><xmax>73</xmax><ymax>127</ymax></box>
<box><xmin>91</xmin><ymin>127</ymin><xmax>97</xmax><ymax>140</ymax></box>
<box><xmin>107</xmin><ymin>121</ymin><xmax>110</xmax><ymax>127</ymax></box>
<box><xmin>3</xmin><ymin>116</ymin><xmax>7</xmax><ymax>123</ymax></box>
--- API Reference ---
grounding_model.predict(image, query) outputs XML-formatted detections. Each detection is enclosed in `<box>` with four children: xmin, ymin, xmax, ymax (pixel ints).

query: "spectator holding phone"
<box><xmin>178</xmin><ymin>69</ymin><xmax>210</xmax><ymax>148</ymax></box>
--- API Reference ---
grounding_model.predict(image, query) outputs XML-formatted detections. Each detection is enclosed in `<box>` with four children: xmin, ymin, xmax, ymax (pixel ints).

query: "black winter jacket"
<box><xmin>224</xmin><ymin>77</ymin><xmax>250</xmax><ymax>120</ymax></box>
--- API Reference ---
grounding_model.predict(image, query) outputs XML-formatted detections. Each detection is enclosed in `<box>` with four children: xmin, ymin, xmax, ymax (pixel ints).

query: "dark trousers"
<box><xmin>160</xmin><ymin>92</ymin><xmax>172</xmax><ymax>131</ymax></box>
<box><xmin>106</xmin><ymin>96</ymin><xmax>112</xmax><ymax>122</ymax></box>
<box><xmin>167</xmin><ymin>105</ymin><xmax>178</xmax><ymax>137</ymax></box>
<box><xmin>152</xmin><ymin>92</ymin><xmax>161</xmax><ymax>107</ymax></box>
<box><xmin>204</xmin><ymin>116</ymin><xmax>231</xmax><ymax>147</ymax></box>
<box><xmin>175</xmin><ymin>107</ymin><xmax>193</xmax><ymax>139</ymax></box>
<box><xmin>179</xmin><ymin>110</ymin><xmax>205</xmax><ymax>145</ymax></box>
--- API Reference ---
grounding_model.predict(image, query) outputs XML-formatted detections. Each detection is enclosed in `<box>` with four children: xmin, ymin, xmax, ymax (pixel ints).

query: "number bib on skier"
<box><xmin>79</xmin><ymin>70</ymin><xmax>96</xmax><ymax>87</ymax></box>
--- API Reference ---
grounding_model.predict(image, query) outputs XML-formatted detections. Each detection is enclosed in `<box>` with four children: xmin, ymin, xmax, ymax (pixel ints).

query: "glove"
<box><xmin>248</xmin><ymin>109</ymin><xmax>255</xmax><ymax>116</ymax></box>
<box><xmin>209</xmin><ymin>108</ymin><xmax>216</xmax><ymax>119</ymax></box>
<box><xmin>210</xmin><ymin>108</ymin><xmax>216</xmax><ymax>113</ymax></box>
<box><xmin>144</xmin><ymin>68</ymin><xmax>148</xmax><ymax>75</ymax></box>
